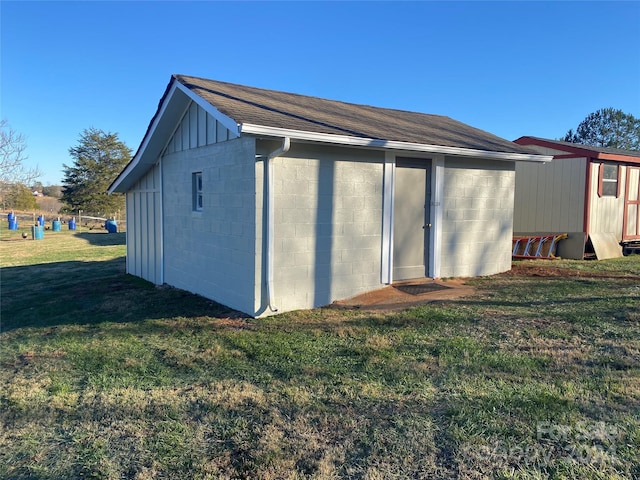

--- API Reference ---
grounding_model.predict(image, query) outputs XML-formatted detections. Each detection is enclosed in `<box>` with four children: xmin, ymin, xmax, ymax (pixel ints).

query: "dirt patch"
<box><xmin>332</xmin><ymin>262</ymin><xmax>640</xmax><ymax>312</ymax></box>
<box><xmin>503</xmin><ymin>264</ymin><xmax>640</xmax><ymax>280</ymax></box>
<box><xmin>332</xmin><ymin>278</ymin><xmax>475</xmax><ymax>312</ymax></box>
<box><xmin>501</xmin><ymin>264</ymin><xmax>587</xmax><ymax>277</ymax></box>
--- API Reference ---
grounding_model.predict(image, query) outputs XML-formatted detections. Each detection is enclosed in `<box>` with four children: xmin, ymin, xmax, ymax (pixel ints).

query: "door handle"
<box><xmin>423</xmin><ymin>224</ymin><xmax>432</xmax><ymax>229</ymax></box>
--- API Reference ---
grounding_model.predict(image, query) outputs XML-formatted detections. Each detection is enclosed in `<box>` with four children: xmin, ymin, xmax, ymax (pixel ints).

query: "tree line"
<box><xmin>562</xmin><ymin>108</ymin><xmax>640</xmax><ymax>150</ymax></box>
<box><xmin>1</xmin><ymin>124</ymin><xmax>130</xmax><ymax>216</ymax></box>
<box><xmin>1</xmin><ymin>108</ymin><xmax>638</xmax><ymax>215</ymax></box>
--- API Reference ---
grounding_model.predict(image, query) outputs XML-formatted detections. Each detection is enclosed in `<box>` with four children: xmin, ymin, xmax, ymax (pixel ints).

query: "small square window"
<box><xmin>599</xmin><ymin>164</ymin><xmax>619</xmax><ymax>197</ymax></box>
<box><xmin>193</xmin><ymin>172</ymin><xmax>203</xmax><ymax>211</ymax></box>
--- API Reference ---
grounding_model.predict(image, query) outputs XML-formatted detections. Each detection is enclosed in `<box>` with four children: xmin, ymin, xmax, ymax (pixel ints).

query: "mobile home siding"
<box><xmin>440</xmin><ymin>158</ymin><xmax>515</xmax><ymax>278</ymax></box>
<box><xmin>258</xmin><ymin>143</ymin><xmax>385</xmax><ymax>313</ymax></box>
<box><xmin>126</xmin><ymin>163</ymin><xmax>162</xmax><ymax>285</ymax></box>
<box><xmin>514</xmin><ymin>154</ymin><xmax>586</xmax><ymax>234</ymax></box>
<box><xmin>589</xmin><ymin>162</ymin><xmax>626</xmax><ymax>238</ymax></box>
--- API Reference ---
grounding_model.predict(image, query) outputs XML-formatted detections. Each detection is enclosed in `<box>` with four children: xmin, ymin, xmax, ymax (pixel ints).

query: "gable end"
<box><xmin>163</xmin><ymin>101</ymin><xmax>235</xmax><ymax>156</ymax></box>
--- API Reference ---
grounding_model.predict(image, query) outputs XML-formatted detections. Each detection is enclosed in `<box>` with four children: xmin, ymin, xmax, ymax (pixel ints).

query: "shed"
<box><xmin>109</xmin><ymin>74</ymin><xmax>550</xmax><ymax>316</ymax></box>
<box><xmin>513</xmin><ymin>136</ymin><xmax>640</xmax><ymax>258</ymax></box>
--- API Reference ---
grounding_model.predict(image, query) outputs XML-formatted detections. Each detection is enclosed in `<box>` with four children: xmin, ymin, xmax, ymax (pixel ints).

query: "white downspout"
<box><xmin>266</xmin><ymin>137</ymin><xmax>290</xmax><ymax>312</ymax></box>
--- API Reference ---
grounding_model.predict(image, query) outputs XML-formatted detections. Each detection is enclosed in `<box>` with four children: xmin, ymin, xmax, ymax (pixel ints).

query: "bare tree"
<box><xmin>0</xmin><ymin>119</ymin><xmax>41</xmax><ymax>186</ymax></box>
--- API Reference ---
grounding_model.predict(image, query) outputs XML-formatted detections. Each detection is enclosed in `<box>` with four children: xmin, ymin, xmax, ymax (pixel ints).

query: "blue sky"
<box><xmin>2</xmin><ymin>1</ymin><xmax>639</xmax><ymax>186</ymax></box>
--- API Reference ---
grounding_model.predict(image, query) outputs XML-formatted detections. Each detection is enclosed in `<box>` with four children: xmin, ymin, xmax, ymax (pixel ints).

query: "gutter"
<box><xmin>265</xmin><ymin>137</ymin><xmax>291</xmax><ymax>312</ymax></box>
<box><xmin>242</xmin><ymin>124</ymin><xmax>552</xmax><ymax>163</ymax></box>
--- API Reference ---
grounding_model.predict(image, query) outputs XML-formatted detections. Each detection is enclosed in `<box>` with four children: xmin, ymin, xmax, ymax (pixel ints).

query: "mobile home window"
<box><xmin>192</xmin><ymin>172</ymin><xmax>203</xmax><ymax>211</ymax></box>
<box><xmin>598</xmin><ymin>164</ymin><xmax>619</xmax><ymax>197</ymax></box>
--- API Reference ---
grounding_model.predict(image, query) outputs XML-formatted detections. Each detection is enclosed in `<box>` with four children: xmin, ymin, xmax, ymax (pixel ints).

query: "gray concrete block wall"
<box><xmin>440</xmin><ymin>157</ymin><xmax>515</xmax><ymax>278</ymax></box>
<box><xmin>130</xmin><ymin>135</ymin><xmax>522</xmax><ymax>316</ymax></box>
<box><xmin>162</xmin><ymin>137</ymin><xmax>257</xmax><ymax>314</ymax></box>
<box><xmin>263</xmin><ymin>143</ymin><xmax>385</xmax><ymax>313</ymax></box>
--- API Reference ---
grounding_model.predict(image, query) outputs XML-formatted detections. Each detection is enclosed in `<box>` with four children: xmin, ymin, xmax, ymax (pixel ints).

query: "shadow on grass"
<box><xmin>72</xmin><ymin>231</ymin><xmax>126</xmax><ymax>246</ymax></box>
<box><xmin>0</xmin><ymin>258</ymin><xmax>243</xmax><ymax>333</ymax></box>
<box><xmin>445</xmin><ymin>277</ymin><xmax>640</xmax><ymax>330</ymax></box>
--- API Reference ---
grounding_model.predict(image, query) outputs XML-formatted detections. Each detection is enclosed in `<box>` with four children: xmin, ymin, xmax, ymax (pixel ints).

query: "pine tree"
<box><xmin>562</xmin><ymin>108</ymin><xmax>640</xmax><ymax>150</ymax></box>
<box><xmin>61</xmin><ymin>128</ymin><xmax>132</xmax><ymax>216</ymax></box>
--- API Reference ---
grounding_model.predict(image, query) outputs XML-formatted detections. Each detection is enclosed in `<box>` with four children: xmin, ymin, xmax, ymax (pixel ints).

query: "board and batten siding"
<box><xmin>124</xmin><ymin>98</ymin><xmax>260</xmax><ymax>315</ymax></box>
<box><xmin>256</xmin><ymin>142</ymin><xmax>385</xmax><ymax>314</ymax></box>
<box><xmin>126</xmin><ymin>163</ymin><xmax>162</xmax><ymax>285</ymax></box>
<box><xmin>440</xmin><ymin>157</ymin><xmax>515</xmax><ymax>278</ymax></box>
<box><xmin>164</xmin><ymin>101</ymin><xmax>232</xmax><ymax>154</ymax></box>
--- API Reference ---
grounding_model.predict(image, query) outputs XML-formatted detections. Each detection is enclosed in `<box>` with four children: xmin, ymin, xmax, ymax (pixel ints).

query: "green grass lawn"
<box><xmin>1</xmin><ymin>228</ymin><xmax>639</xmax><ymax>479</ymax></box>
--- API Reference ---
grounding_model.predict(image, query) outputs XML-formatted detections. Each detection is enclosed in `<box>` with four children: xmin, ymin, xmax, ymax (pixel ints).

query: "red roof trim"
<box><xmin>515</xmin><ymin>136</ymin><xmax>640</xmax><ymax>164</ymax></box>
<box><xmin>553</xmin><ymin>154</ymin><xmax>588</xmax><ymax>159</ymax></box>
<box><xmin>598</xmin><ymin>153</ymin><xmax>640</xmax><ymax>163</ymax></box>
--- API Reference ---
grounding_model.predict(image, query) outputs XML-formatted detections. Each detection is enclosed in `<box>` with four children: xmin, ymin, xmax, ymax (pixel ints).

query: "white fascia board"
<box><xmin>108</xmin><ymin>153</ymin><xmax>138</xmax><ymax>194</ymax></box>
<box><xmin>173</xmin><ymin>81</ymin><xmax>240</xmax><ymax>137</ymax></box>
<box><xmin>109</xmin><ymin>80</ymin><xmax>244</xmax><ymax>194</ymax></box>
<box><xmin>109</xmin><ymin>81</ymin><xmax>181</xmax><ymax>194</ymax></box>
<box><xmin>241</xmin><ymin>123</ymin><xmax>553</xmax><ymax>163</ymax></box>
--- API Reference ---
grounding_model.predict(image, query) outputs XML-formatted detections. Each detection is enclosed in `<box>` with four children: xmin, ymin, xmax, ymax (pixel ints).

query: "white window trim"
<box><xmin>193</xmin><ymin>171</ymin><xmax>203</xmax><ymax>212</ymax></box>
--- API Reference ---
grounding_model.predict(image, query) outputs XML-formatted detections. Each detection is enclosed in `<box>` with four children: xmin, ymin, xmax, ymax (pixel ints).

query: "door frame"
<box><xmin>393</xmin><ymin>158</ymin><xmax>431</xmax><ymax>280</ymax></box>
<box><xmin>622</xmin><ymin>165</ymin><xmax>640</xmax><ymax>241</ymax></box>
<box><xmin>381</xmin><ymin>153</ymin><xmax>444</xmax><ymax>284</ymax></box>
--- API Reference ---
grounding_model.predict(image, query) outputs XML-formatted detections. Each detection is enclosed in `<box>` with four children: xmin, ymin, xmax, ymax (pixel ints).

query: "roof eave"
<box><xmin>595</xmin><ymin>152</ymin><xmax>640</xmax><ymax>163</ymax></box>
<box><xmin>109</xmin><ymin>77</ymin><xmax>241</xmax><ymax>194</ymax></box>
<box><xmin>108</xmin><ymin>79</ymin><xmax>182</xmax><ymax>194</ymax></box>
<box><xmin>515</xmin><ymin>136</ymin><xmax>640</xmax><ymax>163</ymax></box>
<box><xmin>243</xmin><ymin>124</ymin><xmax>552</xmax><ymax>163</ymax></box>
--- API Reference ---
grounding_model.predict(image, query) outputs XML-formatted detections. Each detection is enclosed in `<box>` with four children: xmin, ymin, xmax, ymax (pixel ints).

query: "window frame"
<box><xmin>192</xmin><ymin>171</ymin><xmax>203</xmax><ymax>212</ymax></box>
<box><xmin>598</xmin><ymin>163</ymin><xmax>620</xmax><ymax>198</ymax></box>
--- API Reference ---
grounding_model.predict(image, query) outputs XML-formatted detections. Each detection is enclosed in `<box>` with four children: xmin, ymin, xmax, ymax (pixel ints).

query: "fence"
<box><xmin>2</xmin><ymin>210</ymin><xmax>126</xmax><ymax>234</ymax></box>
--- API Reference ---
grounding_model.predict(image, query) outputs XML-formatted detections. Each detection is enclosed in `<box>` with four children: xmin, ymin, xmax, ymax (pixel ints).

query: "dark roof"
<box><xmin>109</xmin><ymin>75</ymin><xmax>549</xmax><ymax>194</ymax></box>
<box><xmin>516</xmin><ymin>136</ymin><xmax>640</xmax><ymax>159</ymax></box>
<box><xmin>175</xmin><ymin>74</ymin><xmax>536</xmax><ymax>155</ymax></box>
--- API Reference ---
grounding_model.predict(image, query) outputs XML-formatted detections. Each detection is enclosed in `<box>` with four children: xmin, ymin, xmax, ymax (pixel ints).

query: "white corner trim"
<box><xmin>174</xmin><ymin>81</ymin><xmax>240</xmax><ymax>137</ymax></box>
<box><xmin>381</xmin><ymin>152</ymin><xmax>395</xmax><ymax>284</ymax></box>
<box><xmin>240</xmin><ymin>123</ymin><xmax>552</xmax><ymax>163</ymax></box>
<box><xmin>158</xmin><ymin>157</ymin><xmax>165</xmax><ymax>286</ymax></box>
<box><xmin>428</xmin><ymin>155</ymin><xmax>445</xmax><ymax>279</ymax></box>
